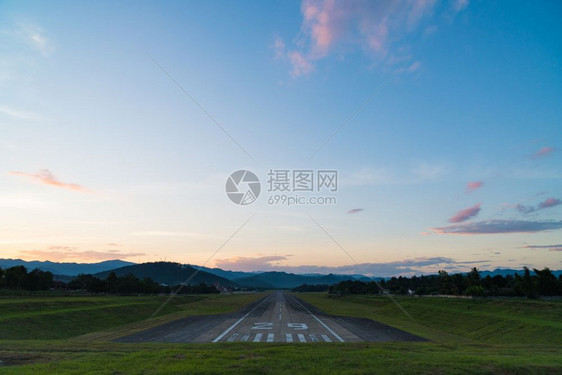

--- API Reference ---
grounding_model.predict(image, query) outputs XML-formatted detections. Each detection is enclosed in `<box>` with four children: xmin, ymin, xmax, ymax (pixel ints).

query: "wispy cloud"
<box><xmin>448</xmin><ymin>203</ymin><xmax>481</xmax><ymax>223</ymax></box>
<box><xmin>521</xmin><ymin>244</ymin><xmax>562</xmax><ymax>252</ymax></box>
<box><xmin>347</xmin><ymin>208</ymin><xmax>364</xmax><ymax>214</ymax></box>
<box><xmin>288</xmin><ymin>50</ymin><xmax>315</xmax><ymax>77</ymax></box>
<box><xmin>18</xmin><ymin>23</ymin><xmax>54</xmax><ymax>57</ymax></box>
<box><xmin>277</xmin><ymin>0</ymin><xmax>463</xmax><ymax>76</ymax></box>
<box><xmin>538</xmin><ymin>197</ymin><xmax>561</xmax><ymax>209</ymax></box>
<box><xmin>432</xmin><ymin>219</ymin><xmax>562</xmax><ymax>235</ymax></box>
<box><xmin>0</xmin><ymin>106</ymin><xmax>41</xmax><ymax>121</ymax></box>
<box><xmin>466</xmin><ymin>180</ymin><xmax>483</xmax><ymax>193</ymax></box>
<box><xmin>9</xmin><ymin>169</ymin><xmax>90</xmax><ymax>192</ymax></box>
<box><xmin>214</xmin><ymin>255</ymin><xmax>487</xmax><ymax>277</ymax></box>
<box><xmin>532</xmin><ymin>146</ymin><xmax>555</xmax><ymax>158</ymax></box>
<box><xmin>516</xmin><ymin>197</ymin><xmax>561</xmax><ymax>214</ymax></box>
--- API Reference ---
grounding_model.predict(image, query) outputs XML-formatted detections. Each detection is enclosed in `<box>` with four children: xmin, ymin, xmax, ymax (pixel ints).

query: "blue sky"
<box><xmin>1</xmin><ymin>0</ymin><xmax>561</xmax><ymax>276</ymax></box>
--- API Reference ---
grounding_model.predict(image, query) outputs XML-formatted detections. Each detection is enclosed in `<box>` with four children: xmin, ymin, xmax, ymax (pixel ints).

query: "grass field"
<box><xmin>0</xmin><ymin>292</ymin><xmax>560</xmax><ymax>374</ymax></box>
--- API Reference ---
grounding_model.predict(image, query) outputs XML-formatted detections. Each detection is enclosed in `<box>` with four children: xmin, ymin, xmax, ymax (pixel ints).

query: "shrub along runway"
<box><xmin>116</xmin><ymin>291</ymin><xmax>426</xmax><ymax>343</ymax></box>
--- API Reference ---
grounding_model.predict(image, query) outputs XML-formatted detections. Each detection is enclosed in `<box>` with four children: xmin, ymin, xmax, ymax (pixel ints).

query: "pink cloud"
<box><xmin>516</xmin><ymin>197</ymin><xmax>561</xmax><ymax>214</ymax></box>
<box><xmin>288</xmin><ymin>51</ymin><xmax>316</xmax><ymax>77</ymax></box>
<box><xmin>347</xmin><ymin>208</ymin><xmax>364</xmax><ymax>214</ymax></box>
<box><xmin>448</xmin><ymin>203</ymin><xmax>481</xmax><ymax>223</ymax></box>
<box><xmin>538</xmin><ymin>197</ymin><xmax>561</xmax><ymax>209</ymax></box>
<box><xmin>9</xmin><ymin>169</ymin><xmax>90</xmax><ymax>192</ymax></box>
<box><xmin>284</xmin><ymin>0</ymin><xmax>436</xmax><ymax>76</ymax></box>
<box><xmin>465</xmin><ymin>181</ymin><xmax>483</xmax><ymax>193</ymax></box>
<box><xmin>533</xmin><ymin>146</ymin><xmax>555</xmax><ymax>158</ymax></box>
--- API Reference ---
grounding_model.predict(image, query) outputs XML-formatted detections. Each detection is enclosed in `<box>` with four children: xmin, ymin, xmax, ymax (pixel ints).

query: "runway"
<box><xmin>116</xmin><ymin>291</ymin><xmax>426</xmax><ymax>343</ymax></box>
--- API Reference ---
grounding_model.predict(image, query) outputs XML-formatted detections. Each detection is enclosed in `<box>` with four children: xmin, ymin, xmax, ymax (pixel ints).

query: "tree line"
<box><xmin>0</xmin><ymin>266</ymin><xmax>219</xmax><ymax>294</ymax></box>
<box><xmin>328</xmin><ymin>267</ymin><xmax>562</xmax><ymax>298</ymax></box>
<box><xmin>0</xmin><ymin>266</ymin><xmax>53</xmax><ymax>291</ymax></box>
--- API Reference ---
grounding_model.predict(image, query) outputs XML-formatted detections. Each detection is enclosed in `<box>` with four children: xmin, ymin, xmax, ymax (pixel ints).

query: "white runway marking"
<box><xmin>252</xmin><ymin>322</ymin><xmax>273</xmax><ymax>330</ymax></box>
<box><xmin>322</xmin><ymin>334</ymin><xmax>332</xmax><ymax>342</ymax></box>
<box><xmin>309</xmin><ymin>334</ymin><xmax>318</xmax><ymax>342</ymax></box>
<box><xmin>266</xmin><ymin>333</ymin><xmax>274</xmax><ymax>342</ymax></box>
<box><xmin>241</xmin><ymin>334</ymin><xmax>249</xmax><ymax>342</ymax></box>
<box><xmin>286</xmin><ymin>333</ymin><xmax>293</xmax><ymax>342</ymax></box>
<box><xmin>288</xmin><ymin>296</ymin><xmax>345</xmax><ymax>342</ymax></box>
<box><xmin>212</xmin><ymin>296</ymin><xmax>271</xmax><ymax>343</ymax></box>
<box><xmin>288</xmin><ymin>323</ymin><xmax>308</xmax><ymax>330</ymax></box>
<box><xmin>253</xmin><ymin>333</ymin><xmax>263</xmax><ymax>342</ymax></box>
<box><xmin>298</xmin><ymin>334</ymin><xmax>306</xmax><ymax>343</ymax></box>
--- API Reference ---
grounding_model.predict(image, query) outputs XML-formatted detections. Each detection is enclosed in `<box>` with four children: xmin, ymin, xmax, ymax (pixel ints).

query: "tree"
<box><xmin>467</xmin><ymin>267</ymin><xmax>481</xmax><ymax>287</ymax></box>
<box><xmin>23</xmin><ymin>269</ymin><xmax>53</xmax><ymax>291</ymax></box>
<box><xmin>515</xmin><ymin>267</ymin><xmax>538</xmax><ymax>299</ymax></box>
<box><xmin>5</xmin><ymin>266</ymin><xmax>27</xmax><ymax>289</ymax></box>
<box><xmin>438</xmin><ymin>270</ymin><xmax>453</xmax><ymax>294</ymax></box>
<box><xmin>533</xmin><ymin>268</ymin><xmax>557</xmax><ymax>296</ymax></box>
<box><xmin>105</xmin><ymin>272</ymin><xmax>118</xmax><ymax>293</ymax></box>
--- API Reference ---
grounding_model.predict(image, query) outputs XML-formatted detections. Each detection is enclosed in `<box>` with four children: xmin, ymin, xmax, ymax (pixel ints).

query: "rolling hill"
<box><xmin>94</xmin><ymin>262</ymin><xmax>235</xmax><ymax>287</ymax></box>
<box><xmin>0</xmin><ymin>258</ymin><xmax>135</xmax><ymax>276</ymax></box>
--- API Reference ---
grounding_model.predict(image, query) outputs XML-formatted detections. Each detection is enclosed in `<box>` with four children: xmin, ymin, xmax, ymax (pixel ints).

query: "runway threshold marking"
<box><xmin>286</xmin><ymin>333</ymin><xmax>293</xmax><ymax>342</ymax></box>
<box><xmin>266</xmin><ymin>333</ymin><xmax>274</xmax><ymax>342</ymax></box>
<box><xmin>253</xmin><ymin>333</ymin><xmax>263</xmax><ymax>342</ymax></box>
<box><xmin>297</xmin><ymin>334</ymin><xmax>306</xmax><ymax>343</ymax></box>
<box><xmin>288</xmin><ymin>295</ymin><xmax>345</xmax><ymax>342</ymax></box>
<box><xmin>212</xmin><ymin>295</ymin><xmax>271</xmax><ymax>343</ymax></box>
<box><xmin>322</xmin><ymin>334</ymin><xmax>332</xmax><ymax>342</ymax></box>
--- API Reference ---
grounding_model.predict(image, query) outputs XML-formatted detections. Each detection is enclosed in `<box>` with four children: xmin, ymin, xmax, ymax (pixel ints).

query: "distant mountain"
<box><xmin>94</xmin><ymin>262</ymin><xmax>236</xmax><ymax>287</ymax></box>
<box><xmin>0</xmin><ymin>259</ymin><xmax>135</xmax><ymax>276</ymax></box>
<box><xmin>300</xmin><ymin>273</ymin><xmax>373</xmax><ymax>282</ymax></box>
<box><xmin>233</xmin><ymin>271</ymin><xmax>363</xmax><ymax>289</ymax></box>
<box><xmin>191</xmin><ymin>265</ymin><xmax>257</xmax><ymax>280</ymax></box>
<box><xmin>479</xmin><ymin>268</ymin><xmax>562</xmax><ymax>278</ymax></box>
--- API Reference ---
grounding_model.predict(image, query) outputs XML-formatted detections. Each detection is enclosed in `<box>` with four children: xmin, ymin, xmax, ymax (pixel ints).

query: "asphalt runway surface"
<box><xmin>116</xmin><ymin>291</ymin><xmax>426</xmax><ymax>343</ymax></box>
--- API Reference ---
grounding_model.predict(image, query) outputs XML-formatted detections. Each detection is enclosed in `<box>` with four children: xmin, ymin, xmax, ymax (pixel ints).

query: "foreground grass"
<box><xmin>0</xmin><ymin>341</ymin><xmax>560</xmax><ymax>374</ymax></box>
<box><xmin>0</xmin><ymin>292</ymin><xmax>561</xmax><ymax>374</ymax></box>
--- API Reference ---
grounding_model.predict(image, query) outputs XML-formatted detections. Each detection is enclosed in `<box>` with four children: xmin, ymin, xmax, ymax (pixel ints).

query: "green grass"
<box><xmin>0</xmin><ymin>293</ymin><xmax>263</xmax><ymax>340</ymax></box>
<box><xmin>294</xmin><ymin>293</ymin><xmax>562</xmax><ymax>345</ymax></box>
<box><xmin>0</xmin><ymin>292</ymin><xmax>561</xmax><ymax>374</ymax></box>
